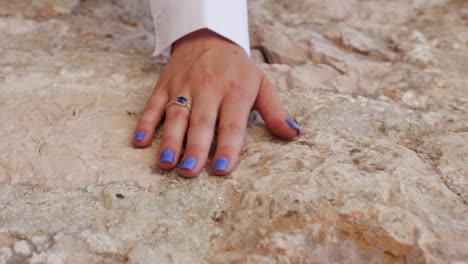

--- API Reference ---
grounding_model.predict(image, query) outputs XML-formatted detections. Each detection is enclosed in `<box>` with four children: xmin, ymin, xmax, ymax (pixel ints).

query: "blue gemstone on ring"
<box><xmin>176</xmin><ymin>96</ymin><xmax>188</xmax><ymax>104</ymax></box>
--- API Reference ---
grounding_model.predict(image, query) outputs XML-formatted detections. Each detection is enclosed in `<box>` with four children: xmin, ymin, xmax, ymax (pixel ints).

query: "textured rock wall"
<box><xmin>0</xmin><ymin>0</ymin><xmax>467</xmax><ymax>263</ymax></box>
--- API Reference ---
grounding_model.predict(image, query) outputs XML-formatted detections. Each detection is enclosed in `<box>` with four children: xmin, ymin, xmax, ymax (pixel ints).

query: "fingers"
<box><xmin>254</xmin><ymin>76</ymin><xmax>302</xmax><ymax>139</ymax></box>
<box><xmin>133</xmin><ymin>85</ymin><xmax>169</xmax><ymax>147</ymax></box>
<box><xmin>211</xmin><ymin>93</ymin><xmax>251</xmax><ymax>176</ymax></box>
<box><xmin>157</xmin><ymin>95</ymin><xmax>191</xmax><ymax>170</ymax></box>
<box><xmin>178</xmin><ymin>93</ymin><xmax>221</xmax><ymax>177</ymax></box>
<box><xmin>136</xmin><ymin>61</ymin><xmax>300</xmax><ymax>177</ymax></box>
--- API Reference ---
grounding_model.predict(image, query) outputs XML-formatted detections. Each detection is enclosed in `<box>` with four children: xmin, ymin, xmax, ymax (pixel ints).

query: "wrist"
<box><xmin>172</xmin><ymin>29</ymin><xmax>243</xmax><ymax>54</ymax></box>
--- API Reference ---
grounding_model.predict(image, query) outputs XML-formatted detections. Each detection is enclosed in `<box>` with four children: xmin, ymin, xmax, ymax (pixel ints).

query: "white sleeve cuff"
<box><xmin>149</xmin><ymin>0</ymin><xmax>250</xmax><ymax>57</ymax></box>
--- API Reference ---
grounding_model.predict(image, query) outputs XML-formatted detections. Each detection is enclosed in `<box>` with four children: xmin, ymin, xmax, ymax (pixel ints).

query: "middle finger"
<box><xmin>178</xmin><ymin>92</ymin><xmax>221</xmax><ymax>177</ymax></box>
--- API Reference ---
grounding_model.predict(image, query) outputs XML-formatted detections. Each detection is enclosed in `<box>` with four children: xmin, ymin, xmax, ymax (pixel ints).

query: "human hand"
<box><xmin>133</xmin><ymin>29</ymin><xmax>301</xmax><ymax>177</ymax></box>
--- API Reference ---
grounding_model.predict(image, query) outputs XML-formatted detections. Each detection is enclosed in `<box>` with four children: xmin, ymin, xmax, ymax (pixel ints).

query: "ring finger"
<box><xmin>157</xmin><ymin>93</ymin><xmax>192</xmax><ymax>170</ymax></box>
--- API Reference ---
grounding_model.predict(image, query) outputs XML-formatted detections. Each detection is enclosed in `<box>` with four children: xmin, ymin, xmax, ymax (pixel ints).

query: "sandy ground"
<box><xmin>0</xmin><ymin>0</ymin><xmax>467</xmax><ymax>263</ymax></box>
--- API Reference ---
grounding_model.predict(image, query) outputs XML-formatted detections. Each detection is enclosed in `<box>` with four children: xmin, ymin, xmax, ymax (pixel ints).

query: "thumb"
<box><xmin>254</xmin><ymin>76</ymin><xmax>302</xmax><ymax>139</ymax></box>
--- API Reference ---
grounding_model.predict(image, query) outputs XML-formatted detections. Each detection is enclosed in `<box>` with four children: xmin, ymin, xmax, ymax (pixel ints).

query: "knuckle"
<box><xmin>228</xmin><ymin>80</ymin><xmax>249</xmax><ymax>100</ymax></box>
<box><xmin>199</xmin><ymin>70</ymin><xmax>216</xmax><ymax>86</ymax></box>
<box><xmin>229</xmin><ymin>80</ymin><xmax>242</xmax><ymax>92</ymax></box>
<box><xmin>219</xmin><ymin>121</ymin><xmax>245</xmax><ymax>135</ymax></box>
<box><xmin>185</xmin><ymin>143</ymin><xmax>207</xmax><ymax>155</ymax></box>
<box><xmin>216</xmin><ymin>145</ymin><xmax>236</xmax><ymax>155</ymax></box>
<box><xmin>155</xmin><ymin>88</ymin><xmax>169</xmax><ymax>99</ymax></box>
<box><xmin>167</xmin><ymin>107</ymin><xmax>189</xmax><ymax>119</ymax></box>
<box><xmin>268</xmin><ymin>117</ymin><xmax>286</xmax><ymax>129</ymax></box>
<box><xmin>139</xmin><ymin>113</ymin><xmax>155</xmax><ymax>124</ymax></box>
<box><xmin>145</xmin><ymin>91</ymin><xmax>168</xmax><ymax>111</ymax></box>
<box><xmin>215</xmin><ymin>144</ymin><xmax>241</xmax><ymax>161</ymax></box>
<box><xmin>191</xmin><ymin>113</ymin><xmax>216</xmax><ymax>129</ymax></box>
<box><xmin>154</xmin><ymin>79</ymin><xmax>169</xmax><ymax>94</ymax></box>
<box><xmin>160</xmin><ymin>134</ymin><xmax>178</xmax><ymax>146</ymax></box>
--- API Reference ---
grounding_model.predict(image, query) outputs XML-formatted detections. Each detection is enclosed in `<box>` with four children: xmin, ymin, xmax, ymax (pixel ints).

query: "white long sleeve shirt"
<box><xmin>149</xmin><ymin>0</ymin><xmax>250</xmax><ymax>57</ymax></box>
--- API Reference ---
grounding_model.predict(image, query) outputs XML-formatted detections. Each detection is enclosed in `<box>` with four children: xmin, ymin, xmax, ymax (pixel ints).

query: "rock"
<box><xmin>78</xmin><ymin>230</ymin><xmax>119</xmax><ymax>255</ymax></box>
<box><xmin>324</xmin><ymin>26</ymin><xmax>396</xmax><ymax>61</ymax></box>
<box><xmin>250</xmin><ymin>49</ymin><xmax>267</xmax><ymax>64</ymax></box>
<box><xmin>0</xmin><ymin>0</ymin><xmax>467</xmax><ymax>263</ymax></box>
<box><xmin>255</xmin><ymin>24</ymin><xmax>310</xmax><ymax>65</ymax></box>
<box><xmin>13</xmin><ymin>240</ymin><xmax>33</xmax><ymax>258</ymax></box>
<box><xmin>286</xmin><ymin>63</ymin><xmax>355</xmax><ymax>94</ymax></box>
<box><xmin>32</xmin><ymin>0</ymin><xmax>80</xmax><ymax>15</ymax></box>
<box><xmin>32</xmin><ymin>235</ymin><xmax>52</xmax><ymax>252</ymax></box>
<box><xmin>0</xmin><ymin>247</ymin><xmax>13</xmax><ymax>263</ymax></box>
<box><xmin>461</xmin><ymin>8</ymin><xmax>468</xmax><ymax>20</ymax></box>
<box><xmin>401</xmin><ymin>90</ymin><xmax>429</xmax><ymax>109</ymax></box>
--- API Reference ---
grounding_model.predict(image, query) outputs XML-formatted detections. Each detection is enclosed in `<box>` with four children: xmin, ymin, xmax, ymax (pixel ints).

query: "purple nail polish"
<box><xmin>213</xmin><ymin>157</ymin><xmax>229</xmax><ymax>171</ymax></box>
<box><xmin>179</xmin><ymin>156</ymin><xmax>197</xmax><ymax>171</ymax></box>
<box><xmin>160</xmin><ymin>149</ymin><xmax>175</xmax><ymax>164</ymax></box>
<box><xmin>285</xmin><ymin>119</ymin><xmax>302</xmax><ymax>136</ymax></box>
<box><xmin>134</xmin><ymin>130</ymin><xmax>145</xmax><ymax>141</ymax></box>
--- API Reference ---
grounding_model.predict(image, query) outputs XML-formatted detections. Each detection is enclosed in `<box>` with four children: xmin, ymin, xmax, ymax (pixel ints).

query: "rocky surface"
<box><xmin>1</xmin><ymin>0</ymin><xmax>467</xmax><ymax>263</ymax></box>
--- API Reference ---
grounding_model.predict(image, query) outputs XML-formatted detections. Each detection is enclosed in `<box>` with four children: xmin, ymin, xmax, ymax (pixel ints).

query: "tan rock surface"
<box><xmin>0</xmin><ymin>0</ymin><xmax>467</xmax><ymax>263</ymax></box>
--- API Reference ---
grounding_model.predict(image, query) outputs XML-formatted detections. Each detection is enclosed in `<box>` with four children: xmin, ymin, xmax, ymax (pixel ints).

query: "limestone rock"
<box><xmin>13</xmin><ymin>240</ymin><xmax>33</xmax><ymax>258</ymax></box>
<box><xmin>0</xmin><ymin>0</ymin><xmax>467</xmax><ymax>263</ymax></box>
<box><xmin>0</xmin><ymin>247</ymin><xmax>13</xmax><ymax>264</ymax></box>
<box><xmin>32</xmin><ymin>0</ymin><xmax>80</xmax><ymax>15</ymax></box>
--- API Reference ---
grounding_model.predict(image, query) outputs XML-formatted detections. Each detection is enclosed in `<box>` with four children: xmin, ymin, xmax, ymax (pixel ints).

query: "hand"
<box><xmin>133</xmin><ymin>29</ymin><xmax>301</xmax><ymax>177</ymax></box>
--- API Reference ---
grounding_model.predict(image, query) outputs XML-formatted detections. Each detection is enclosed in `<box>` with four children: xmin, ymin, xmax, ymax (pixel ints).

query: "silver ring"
<box><xmin>165</xmin><ymin>96</ymin><xmax>191</xmax><ymax>112</ymax></box>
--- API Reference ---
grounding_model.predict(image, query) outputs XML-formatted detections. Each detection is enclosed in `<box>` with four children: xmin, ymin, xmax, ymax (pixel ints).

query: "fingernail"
<box><xmin>179</xmin><ymin>156</ymin><xmax>197</xmax><ymax>171</ymax></box>
<box><xmin>213</xmin><ymin>157</ymin><xmax>229</xmax><ymax>171</ymax></box>
<box><xmin>134</xmin><ymin>130</ymin><xmax>145</xmax><ymax>141</ymax></box>
<box><xmin>285</xmin><ymin>119</ymin><xmax>302</xmax><ymax>136</ymax></box>
<box><xmin>160</xmin><ymin>149</ymin><xmax>175</xmax><ymax>164</ymax></box>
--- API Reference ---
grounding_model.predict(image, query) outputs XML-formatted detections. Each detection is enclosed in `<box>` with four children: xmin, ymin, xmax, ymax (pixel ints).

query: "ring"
<box><xmin>165</xmin><ymin>96</ymin><xmax>192</xmax><ymax>112</ymax></box>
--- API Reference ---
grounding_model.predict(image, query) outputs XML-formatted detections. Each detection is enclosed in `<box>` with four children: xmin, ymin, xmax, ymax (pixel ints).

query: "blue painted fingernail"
<box><xmin>134</xmin><ymin>130</ymin><xmax>145</xmax><ymax>141</ymax></box>
<box><xmin>179</xmin><ymin>156</ymin><xmax>197</xmax><ymax>171</ymax></box>
<box><xmin>213</xmin><ymin>157</ymin><xmax>229</xmax><ymax>171</ymax></box>
<box><xmin>160</xmin><ymin>149</ymin><xmax>175</xmax><ymax>164</ymax></box>
<box><xmin>285</xmin><ymin>119</ymin><xmax>302</xmax><ymax>136</ymax></box>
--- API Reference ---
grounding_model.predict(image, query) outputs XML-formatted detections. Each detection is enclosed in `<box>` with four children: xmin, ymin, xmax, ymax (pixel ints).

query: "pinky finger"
<box><xmin>254</xmin><ymin>76</ymin><xmax>301</xmax><ymax>139</ymax></box>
